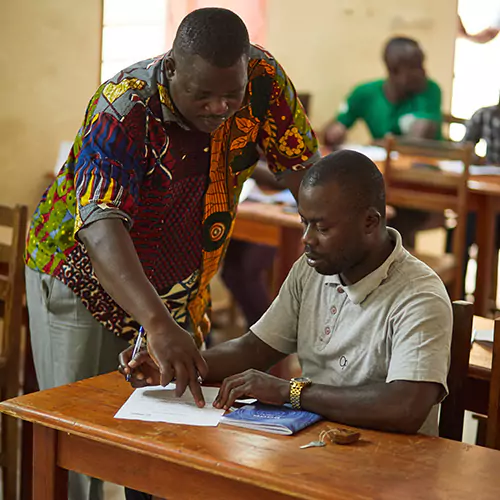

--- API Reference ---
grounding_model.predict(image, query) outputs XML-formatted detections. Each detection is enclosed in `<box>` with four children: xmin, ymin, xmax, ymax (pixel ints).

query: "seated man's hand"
<box><xmin>213</xmin><ymin>369</ymin><xmax>289</xmax><ymax>410</ymax></box>
<box><xmin>118</xmin><ymin>346</ymin><xmax>160</xmax><ymax>388</ymax></box>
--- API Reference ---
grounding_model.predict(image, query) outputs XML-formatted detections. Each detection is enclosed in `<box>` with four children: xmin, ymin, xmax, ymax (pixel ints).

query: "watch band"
<box><xmin>290</xmin><ymin>378</ymin><xmax>311</xmax><ymax>410</ymax></box>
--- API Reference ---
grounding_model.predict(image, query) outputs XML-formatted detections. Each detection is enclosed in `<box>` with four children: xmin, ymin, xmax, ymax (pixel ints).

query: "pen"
<box><xmin>126</xmin><ymin>326</ymin><xmax>145</xmax><ymax>382</ymax></box>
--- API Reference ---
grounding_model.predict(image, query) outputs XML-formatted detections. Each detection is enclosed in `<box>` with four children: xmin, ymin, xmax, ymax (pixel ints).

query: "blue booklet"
<box><xmin>221</xmin><ymin>403</ymin><xmax>322</xmax><ymax>435</ymax></box>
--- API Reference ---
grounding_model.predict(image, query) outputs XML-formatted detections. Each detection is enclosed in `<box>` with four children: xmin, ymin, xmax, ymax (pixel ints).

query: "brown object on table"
<box><xmin>384</xmin><ymin>135</ymin><xmax>474</xmax><ymax>300</ymax></box>
<box><xmin>320</xmin><ymin>427</ymin><xmax>361</xmax><ymax>445</ymax></box>
<box><xmin>3</xmin><ymin>372</ymin><xmax>500</xmax><ymax>499</ymax></box>
<box><xmin>0</xmin><ymin>204</ymin><xmax>28</xmax><ymax>500</ymax></box>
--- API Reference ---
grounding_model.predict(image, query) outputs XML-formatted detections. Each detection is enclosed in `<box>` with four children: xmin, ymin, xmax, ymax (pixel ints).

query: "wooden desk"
<box><xmin>3</xmin><ymin>372</ymin><xmax>500</xmax><ymax>500</ymax></box>
<box><xmin>233</xmin><ymin>167</ymin><xmax>500</xmax><ymax>315</ymax></box>
<box><xmin>468</xmin><ymin>316</ymin><xmax>494</xmax><ymax>415</ymax></box>
<box><xmin>232</xmin><ymin>201</ymin><xmax>303</xmax><ymax>293</ymax></box>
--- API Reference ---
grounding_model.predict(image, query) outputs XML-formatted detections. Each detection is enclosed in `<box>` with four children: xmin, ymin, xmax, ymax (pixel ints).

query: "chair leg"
<box><xmin>3</xmin><ymin>413</ymin><xmax>20</xmax><ymax>500</ymax></box>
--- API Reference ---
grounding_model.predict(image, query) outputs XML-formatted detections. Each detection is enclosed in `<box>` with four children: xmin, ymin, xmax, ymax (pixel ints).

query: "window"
<box><xmin>101</xmin><ymin>0</ymin><xmax>168</xmax><ymax>82</ymax></box>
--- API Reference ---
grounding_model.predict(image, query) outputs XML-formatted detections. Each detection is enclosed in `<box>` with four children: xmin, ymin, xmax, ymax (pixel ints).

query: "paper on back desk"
<box><xmin>114</xmin><ymin>384</ymin><xmax>225</xmax><ymax>426</ymax></box>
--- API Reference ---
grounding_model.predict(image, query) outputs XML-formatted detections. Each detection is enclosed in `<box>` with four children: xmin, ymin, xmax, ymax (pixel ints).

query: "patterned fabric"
<box><xmin>464</xmin><ymin>105</ymin><xmax>500</xmax><ymax>164</ymax></box>
<box><xmin>26</xmin><ymin>45</ymin><xmax>319</xmax><ymax>346</ymax></box>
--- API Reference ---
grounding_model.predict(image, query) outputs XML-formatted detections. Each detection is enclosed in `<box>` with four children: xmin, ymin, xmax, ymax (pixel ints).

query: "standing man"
<box><xmin>25</xmin><ymin>7</ymin><xmax>319</xmax><ymax>500</ymax></box>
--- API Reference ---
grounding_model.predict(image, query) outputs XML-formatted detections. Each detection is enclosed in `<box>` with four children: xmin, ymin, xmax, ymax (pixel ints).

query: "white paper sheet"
<box><xmin>472</xmin><ymin>329</ymin><xmax>494</xmax><ymax>344</ymax></box>
<box><xmin>114</xmin><ymin>384</ymin><xmax>225</xmax><ymax>426</ymax></box>
<box><xmin>439</xmin><ymin>160</ymin><xmax>500</xmax><ymax>176</ymax></box>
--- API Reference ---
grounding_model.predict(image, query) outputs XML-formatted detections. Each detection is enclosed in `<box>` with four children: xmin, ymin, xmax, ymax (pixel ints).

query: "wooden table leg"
<box><xmin>33</xmin><ymin>424</ymin><xmax>67</xmax><ymax>500</ymax></box>
<box><xmin>270</xmin><ymin>226</ymin><xmax>303</xmax><ymax>379</ymax></box>
<box><xmin>273</xmin><ymin>226</ymin><xmax>303</xmax><ymax>295</ymax></box>
<box><xmin>475</xmin><ymin>196</ymin><xmax>497</xmax><ymax>316</ymax></box>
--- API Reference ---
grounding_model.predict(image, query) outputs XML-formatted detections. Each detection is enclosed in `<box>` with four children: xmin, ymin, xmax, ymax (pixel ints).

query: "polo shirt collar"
<box><xmin>327</xmin><ymin>227</ymin><xmax>403</xmax><ymax>305</ymax></box>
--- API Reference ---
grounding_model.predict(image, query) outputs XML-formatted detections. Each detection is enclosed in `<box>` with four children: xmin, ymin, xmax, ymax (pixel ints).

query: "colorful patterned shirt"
<box><xmin>25</xmin><ymin>45</ymin><xmax>320</xmax><ymax>346</ymax></box>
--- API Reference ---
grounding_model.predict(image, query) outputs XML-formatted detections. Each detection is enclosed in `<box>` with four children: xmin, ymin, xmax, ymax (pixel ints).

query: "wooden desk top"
<box><xmin>471</xmin><ymin>316</ymin><xmax>494</xmax><ymax>380</ymax></box>
<box><xmin>237</xmin><ymin>201</ymin><xmax>302</xmax><ymax>229</ymax></box>
<box><xmin>3</xmin><ymin>372</ymin><xmax>500</xmax><ymax>499</ymax></box>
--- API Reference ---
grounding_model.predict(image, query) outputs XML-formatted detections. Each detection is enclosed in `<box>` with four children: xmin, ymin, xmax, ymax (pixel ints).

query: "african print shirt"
<box><xmin>25</xmin><ymin>44</ymin><xmax>320</xmax><ymax>346</ymax></box>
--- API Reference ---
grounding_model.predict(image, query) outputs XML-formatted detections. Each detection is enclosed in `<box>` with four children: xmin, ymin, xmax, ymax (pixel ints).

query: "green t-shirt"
<box><xmin>336</xmin><ymin>79</ymin><xmax>442</xmax><ymax>140</ymax></box>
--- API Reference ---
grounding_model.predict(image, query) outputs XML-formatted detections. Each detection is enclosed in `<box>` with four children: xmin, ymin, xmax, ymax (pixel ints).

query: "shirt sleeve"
<box><xmin>463</xmin><ymin>109</ymin><xmax>484</xmax><ymax>145</ymax></box>
<box><xmin>335</xmin><ymin>85</ymin><xmax>364</xmax><ymax>129</ymax></box>
<box><xmin>386</xmin><ymin>288</ymin><xmax>452</xmax><ymax>399</ymax></box>
<box><xmin>250</xmin><ymin>257</ymin><xmax>306</xmax><ymax>354</ymax></box>
<box><xmin>73</xmin><ymin>112</ymin><xmax>146</xmax><ymax>236</ymax></box>
<box><xmin>257</xmin><ymin>58</ymin><xmax>320</xmax><ymax>176</ymax></box>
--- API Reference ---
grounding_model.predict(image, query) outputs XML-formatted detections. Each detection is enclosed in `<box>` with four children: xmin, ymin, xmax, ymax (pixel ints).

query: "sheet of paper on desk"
<box><xmin>472</xmin><ymin>329</ymin><xmax>494</xmax><ymax>344</ymax></box>
<box><xmin>114</xmin><ymin>384</ymin><xmax>225</xmax><ymax>426</ymax></box>
<box><xmin>439</xmin><ymin>161</ymin><xmax>500</xmax><ymax>176</ymax></box>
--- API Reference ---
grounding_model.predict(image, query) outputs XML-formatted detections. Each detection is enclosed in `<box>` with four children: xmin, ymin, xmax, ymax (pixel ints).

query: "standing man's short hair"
<box><xmin>173</xmin><ymin>8</ymin><xmax>250</xmax><ymax>67</ymax></box>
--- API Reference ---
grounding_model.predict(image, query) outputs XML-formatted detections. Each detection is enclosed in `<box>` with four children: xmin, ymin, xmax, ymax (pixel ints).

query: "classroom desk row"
<box><xmin>0</xmin><ymin>360</ymin><xmax>498</xmax><ymax>500</ymax></box>
<box><xmin>233</xmin><ymin>165</ymin><xmax>500</xmax><ymax>317</ymax></box>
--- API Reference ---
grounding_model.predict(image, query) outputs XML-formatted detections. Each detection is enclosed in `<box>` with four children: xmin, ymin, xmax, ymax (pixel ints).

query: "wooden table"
<box><xmin>233</xmin><ymin>172</ymin><xmax>500</xmax><ymax>316</ymax></box>
<box><xmin>232</xmin><ymin>201</ymin><xmax>303</xmax><ymax>293</ymax></box>
<box><xmin>468</xmin><ymin>316</ymin><xmax>494</xmax><ymax>415</ymax></box>
<box><xmin>3</xmin><ymin>372</ymin><xmax>500</xmax><ymax>500</ymax></box>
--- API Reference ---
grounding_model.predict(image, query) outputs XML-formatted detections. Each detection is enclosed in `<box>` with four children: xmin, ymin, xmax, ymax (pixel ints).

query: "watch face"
<box><xmin>293</xmin><ymin>377</ymin><xmax>311</xmax><ymax>383</ymax></box>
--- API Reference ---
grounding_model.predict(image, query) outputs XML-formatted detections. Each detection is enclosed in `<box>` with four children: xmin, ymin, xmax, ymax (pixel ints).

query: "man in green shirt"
<box><xmin>323</xmin><ymin>37</ymin><xmax>442</xmax><ymax>146</ymax></box>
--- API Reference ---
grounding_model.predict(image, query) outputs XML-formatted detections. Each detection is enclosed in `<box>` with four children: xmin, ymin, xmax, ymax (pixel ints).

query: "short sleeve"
<box><xmin>387</xmin><ymin>289</ymin><xmax>452</xmax><ymax>399</ymax></box>
<box><xmin>335</xmin><ymin>85</ymin><xmax>364</xmax><ymax>129</ymax></box>
<box><xmin>73</xmin><ymin>112</ymin><xmax>146</xmax><ymax>235</ymax></box>
<box><xmin>250</xmin><ymin>258</ymin><xmax>305</xmax><ymax>354</ymax></box>
<box><xmin>257</xmin><ymin>58</ymin><xmax>320</xmax><ymax>176</ymax></box>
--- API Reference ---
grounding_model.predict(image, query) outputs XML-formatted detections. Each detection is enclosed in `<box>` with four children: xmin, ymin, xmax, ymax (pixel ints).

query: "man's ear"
<box><xmin>165</xmin><ymin>57</ymin><xmax>176</xmax><ymax>79</ymax></box>
<box><xmin>365</xmin><ymin>207</ymin><xmax>381</xmax><ymax>234</ymax></box>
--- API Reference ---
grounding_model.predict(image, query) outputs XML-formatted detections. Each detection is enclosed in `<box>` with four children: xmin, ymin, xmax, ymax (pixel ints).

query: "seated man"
<box><xmin>323</xmin><ymin>36</ymin><xmax>442</xmax><ymax>146</ymax></box>
<box><xmin>323</xmin><ymin>37</ymin><xmax>443</xmax><ymax>248</ymax></box>
<box><xmin>464</xmin><ymin>96</ymin><xmax>500</xmax><ymax>164</ymax></box>
<box><xmin>121</xmin><ymin>150</ymin><xmax>452</xmax><ymax>440</ymax></box>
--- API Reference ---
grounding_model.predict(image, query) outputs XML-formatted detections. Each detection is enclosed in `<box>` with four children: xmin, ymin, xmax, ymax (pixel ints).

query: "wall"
<box><xmin>0</xmin><ymin>0</ymin><xmax>102</xmax><ymax>212</ymax></box>
<box><xmin>0</xmin><ymin>0</ymin><xmax>458</xmax><ymax>209</ymax></box>
<box><xmin>266</xmin><ymin>0</ymin><xmax>458</xmax><ymax>142</ymax></box>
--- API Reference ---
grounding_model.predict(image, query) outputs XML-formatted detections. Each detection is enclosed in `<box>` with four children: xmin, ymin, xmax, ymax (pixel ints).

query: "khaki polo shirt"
<box><xmin>251</xmin><ymin>228</ymin><xmax>452</xmax><ymax>435</ymax></box>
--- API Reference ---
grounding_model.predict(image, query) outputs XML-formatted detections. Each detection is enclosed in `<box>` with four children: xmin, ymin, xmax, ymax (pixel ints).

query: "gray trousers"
<box><xmin>25</xmin><ymin>266</ymin><xmax>129</xmax><ymax>500</ymax></box>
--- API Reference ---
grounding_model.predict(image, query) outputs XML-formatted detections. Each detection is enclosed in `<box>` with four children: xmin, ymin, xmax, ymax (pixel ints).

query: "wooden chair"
<box><xmin>439</xmin><ymin>300</ymin><xmax>474</xmax><ymax>440</ymax></box>
<box><xmin>384</xmin><ymin>135</ymin><xmax>474</xmax><ymax>300</ymax></box>
<box><xmin>0</xmin><ymin>204</ymin><xmax>28</xmax><ymax>500</ymax></box>
<box><xmin>485</xmin><ymin>317</ymin><xmax>500</xmax><ymax>448</ymax></box>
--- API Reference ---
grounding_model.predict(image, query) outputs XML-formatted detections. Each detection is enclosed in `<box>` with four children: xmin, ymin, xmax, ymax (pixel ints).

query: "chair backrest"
<box><xmin>0</xmin><ymin>204</ymin><xmax>28</xmax><ymax>398</ymax></box>
<box><xmin>439</xmin><ymin>300</ymin><xmax>474</xmax><ymax>441</ymax></box>
<box><xmin>384</xmin><ymin>135</ymin><xmax>474</xmax><ymax>299</ymax></box>
<box><xmin>486</xmin><ymin>318</ymin><xmax>500</xmax><ymax>448</ymax></box>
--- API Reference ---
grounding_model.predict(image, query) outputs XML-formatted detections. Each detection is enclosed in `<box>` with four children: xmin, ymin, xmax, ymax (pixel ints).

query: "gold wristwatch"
<box><xmin>290</xmin><ymin>377</ymin><xmax>312</xmax><ymax>410</ymax></box>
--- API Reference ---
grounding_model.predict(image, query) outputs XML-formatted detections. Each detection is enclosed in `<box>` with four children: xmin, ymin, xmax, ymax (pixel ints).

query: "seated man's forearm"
<box><xmin>408</xmin><ymin>119</ymin><xmax>439</xmax><ymax>140</ymax></box>
<box><xmin>322</xmin><ymin>121</ymin><xmax>347</xmax><ymax>147</ymax></box>
<box><xmin>300</xmin><ymin>380</ymin><xmax>442</xmax><ymax>434</ymax></box>
<box><xmin>203</xmin><ymin>332</ymin><xmax>286</xmax><ymax>383</ymax></box>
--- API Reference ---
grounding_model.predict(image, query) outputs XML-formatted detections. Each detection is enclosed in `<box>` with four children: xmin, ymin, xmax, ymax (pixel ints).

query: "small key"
<box><xmin>300</xmin><ymin>440</ymin><xmax>326</xmax><ymax>449</ymax></box>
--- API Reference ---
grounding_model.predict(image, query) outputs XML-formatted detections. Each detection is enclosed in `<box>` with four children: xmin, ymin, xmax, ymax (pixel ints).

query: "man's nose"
<box><xmin>302</xmin><ymin>224</ymin><xmax>316</xmax><ymax>246</ymax></box>
<box><xmin>206</xmin><ymin>98</ymin><xmax>229</xmax><ymax>116</ymax></box>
